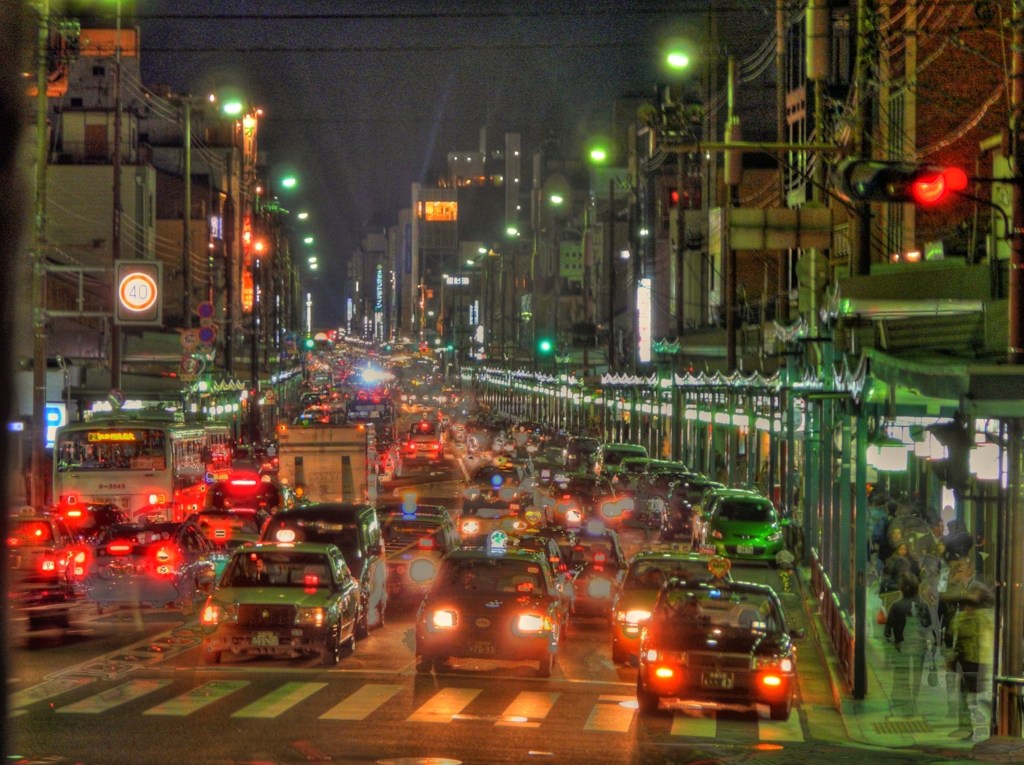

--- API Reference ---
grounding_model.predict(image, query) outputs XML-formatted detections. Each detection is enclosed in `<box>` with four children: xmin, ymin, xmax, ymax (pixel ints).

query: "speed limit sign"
<box><xmin>115</xmin><ymin>261</ymin><xmax>163</xmax><ymax>325</ymax></box>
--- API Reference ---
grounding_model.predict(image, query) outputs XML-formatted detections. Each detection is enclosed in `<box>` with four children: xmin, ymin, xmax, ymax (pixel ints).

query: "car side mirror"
<box><xmin>628</xmin><ymin>653</ymin><xmax>640</xmax><ymax>668</ymax></box>
<box><xmin>791</xmin><ymin>628</ymin><xmax>806</xmax><ymax>639</ymax></box>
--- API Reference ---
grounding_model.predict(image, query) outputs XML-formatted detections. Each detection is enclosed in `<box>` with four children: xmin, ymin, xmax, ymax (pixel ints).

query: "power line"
<box><xmin>134</xmin><ymin>8</ymin><xmax>777</xmax><ymax>21</ymax></box>
<box><xmin>141</xmin><ymin>42</ymin><xmax>673</xmax><ymax>54</ymax></box>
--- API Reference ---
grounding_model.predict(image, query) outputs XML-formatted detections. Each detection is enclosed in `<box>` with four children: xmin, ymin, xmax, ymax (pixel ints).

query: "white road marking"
<box><xmin>320</xmin><ymin>683</ymin><xmax>404</xmax><ymax>720</ymax></box>
<box><xmin>670</xmin><ymin>712</ymin><xmax>717</xmax><ymax>737</ymax></box>
<box><xmin>407</xmin><ymin>687</ymin><xmax>482</xmax><ymax>723</ymax></box>
<box><xmin>758</xmin><ymin>713</ymin><xmax>805</xmax><ymax>742</ymax></box>
<box><xmin>495</xmin><ymin>691</ymin><xmax>559</xmax><ymax>727</ymax></box>
<box><xmin>57</xmin><ymin>679</ymin><xmax>172</xmax><ymax>714</ymax></box>
<box><xmin>583</xmin><ymin>695</ymin><xmax>636</xmax><ymax>732</ymax></box>
<box><xmin>143</xmin><ymin>680</ymin><xmax>249</xmax><ymax>716</ymax></box>
<box><xmin>231</xmin><ymin>681</ymin><xmax>327</xmax><ymax>719</ymax></box>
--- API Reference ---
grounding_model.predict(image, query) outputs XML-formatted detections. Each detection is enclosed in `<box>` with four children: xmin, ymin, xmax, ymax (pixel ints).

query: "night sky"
<box><xmin>128</xmin><ymin>1</ymin><xmax>774</xmax><ymax>325</ymax></box>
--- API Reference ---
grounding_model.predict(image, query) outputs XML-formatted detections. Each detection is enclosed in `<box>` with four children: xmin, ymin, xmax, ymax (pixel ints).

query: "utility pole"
<box><xmin>224</xmin><ymin>152</ymin><xmax>236</xmax><ymax>375</ymax></box>
<box><xmin>182</xmin><ymin>98</ymin><xmax>192</xmax><ymax>329</ymax></box>
<box><xmin>854</xmin><ymin>0</ymin><xmax>877</xmax><ymax>277</ymax></box>
<box><xmin>607</xmin><ymin>178</ymin><xmax>616</xmax><ymax>371</ymax></box>
<box><xmin>110</xmin><ymin>0</ymin><xmax>122</xmax><ymax>390</ymax></box>
<box><xmin>725</xmin><ymin>56</ymin><xmax>739</xmax><ymax>372</ymax></box>
<box><xmin>31</xmin><ymin>0</ymin><xmax>49</xmax><ymax>508</ymax></box>
<box><xmin>1011</xmin><ymin>0</ymin><xmax>1024</xmax><ymax>364</ymax></box>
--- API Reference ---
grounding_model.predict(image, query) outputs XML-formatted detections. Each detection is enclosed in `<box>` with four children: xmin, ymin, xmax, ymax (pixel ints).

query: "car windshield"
<box><xmin>10</xmin><ymin>519</ymin><xmax>54</xmax><ymax>544</ymax></box>
<box><xmin>263</xmin><ymin>517</ymin><xmax>361</xmax><ymax>560</ymax></box>
<box><xmin>55</xmin><ymin>428</ymin><xmax>167</xmax><ymax>471</ymax></box>
<box><xmin>222</xmin><ymin>551</ymin><xmax>334</xmax><ymax>588</ymax></box>
<box><xmin>196</xmin><ymin>512</ymin><xmax>263</xmax><ymax>536</ymax></box>
<box><xmin>575</xmin><ymin>537</ymin><xmax>621</xmax><ymax>566</ymax></box>
<box><xmin>602</xmin><ymin>448</ymin><xmax>644</xmax><ymax>466</ymax></box>
<box><xmin>437</xmin><ymin>557</ymin><xmax>546</xmax><ymax>595</ymax></box>
<box><xmin>623</xmin><ymin>559</ymin><xmax>719</xmax><ymax>590</ymax></box>
<box><xmin>656</xmin><ymin>589</ymin><xmax>782</xmax><ymax>633</ymax></box>
<box><xmin>717</xmin><ymin>499</ymin><xmax>776</xmax><ymax>523</ymax></box>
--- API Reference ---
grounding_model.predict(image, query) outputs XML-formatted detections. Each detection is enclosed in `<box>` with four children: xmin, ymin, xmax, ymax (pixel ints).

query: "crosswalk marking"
<box><xmin>495</xmin><ymin>691</ymin><xmax>559</xmax><ymax>727</ymax></box>
<box><xmin>231</xmin><ymin>682</ymin><xmax>327</xmax><ymax>719</ymax></box>
<box><xmin>320</xmin><ymin>684</ymin><xmax>404</xmax><ymax>721</ymax></box>
<box><xmin>407</xmin><ymin>687</ymin><xmax>482</xmax><ymax>723</ymax></box>
<box><xmin>758</xmin><ymin>713</ymin><xmax>804</xmax><ymax>742</ymax></box>
<box><xmin>670</xmin><ymin>712</ymin><xmax>717</xmax><ymax>738</ymax></box>
<box><xmin>143</xmin><ymin>681</ymin><xmax>249</xmax><ymax>717</ymax></box>
<box><xmin>10</xmin><ymin>677</ymin><xmax>96</xmax><ymax>709</ymax></box>
<box><xmin>57</xmin><ymin>680</ymin><xmax>172</xmax><ymax>714</ymax></box>
<box><xmin>584</xmin><ymin>695</ymin><xmax>636</xmax><ymax>732</ymax></box>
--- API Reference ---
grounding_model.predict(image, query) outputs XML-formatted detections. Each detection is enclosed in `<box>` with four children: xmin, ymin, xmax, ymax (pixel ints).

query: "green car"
<box><xmin>599</xmin><ymin>443</ymin><xmax>648</xmax><ymax>477</ymax></box>
<box><xmin>697</xmin><ymin>490</ymin><xmax>789</xmax><ymax>562</ymax></box>
<box><xmin>199</xmin><ymin>542</ymin><xmax>360</xmax><ymax>666</ymax></box>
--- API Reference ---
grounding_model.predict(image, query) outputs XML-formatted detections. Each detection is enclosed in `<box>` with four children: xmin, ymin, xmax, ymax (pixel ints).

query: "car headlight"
<box><xmin>200</xmin><ymin>603</ymin><xmax>237</xmax><ymax>626</ymax></box>
<box><xmin>753</xmin><ymin>656</ymin><xmax>794</xmax><ymax>672</ymax></box>
<box><xmin>297</xmin><ymin>607</ymin><xmax>326</xmax><ymax>626</ymax></box>
<box><xmin>711</xmin><ymin>530</ymin><xmax>723</xmax><ymax>539</ymax></box>
<box><xmin>766</xmin><ymin>531</ymin><xmax>782</xmax><ymax>542</ymax></box>
<box><xmin>431</xmin><ymin>609</ymin><xmax>458</xmax><ymax>629</ymax></box>
<box><xmin>515</xmin><ymin>613</ymin><xmax>548</xmax><ymax>633</ymax></box>
<box><xmin>624</xmin><ymin>609</ymin><xmax>651</xmax><ymax>624</ymax></box>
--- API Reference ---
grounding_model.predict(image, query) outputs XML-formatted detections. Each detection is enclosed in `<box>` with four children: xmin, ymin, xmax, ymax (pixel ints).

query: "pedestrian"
<box><xmin>942</xmin><ymin>519</ymin><xmax>973</xmax><ymax>562</ymax></box>
<box><xmin>885</xmin><ymin>572</ymin><xmax>933</xmax><ymax>716</ymax></box>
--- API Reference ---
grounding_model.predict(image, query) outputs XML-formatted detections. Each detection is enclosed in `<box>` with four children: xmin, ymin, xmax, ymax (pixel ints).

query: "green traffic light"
<box><xmin>303</xmin><ymin>337</ymin><xmax>315</xmax><ymax>349</ymax></box>
<box><xmin>539</xmin><ymin>339</ymin><xmax>553</xmax><ymax>353</ymax></box>
<box><xmin>589</xmin><ymin>148</ymin><xmax>607</xmax><ymax>163</ymax></box>
<box><xmin>281</xmin><ymin>177</ymin><xmax>297</xmax><ymax>189</ymax></box>
<box><xmin>667</xmin><ymin>52</ymin><xmax>690</xmax><ymax>69</ymax></box>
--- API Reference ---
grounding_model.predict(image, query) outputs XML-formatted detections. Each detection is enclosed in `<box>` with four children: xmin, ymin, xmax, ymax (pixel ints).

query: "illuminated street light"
<box><xmin>550</xmin><ymin>194</ymin><xmax>564</xmax><ymax>205</ymax></box>
<box><xmin>667</xmin><ymin>52</ymin><xmax>690</xmax><ymax>69</ymax></box>
<box><xmin>309</xmin><ymin>263</ymin><xmax>319</xmax><ymax>270</ymax></box>
<box><xmin>589</xmin><ymin>148</ymin><xmax>607</xmax><ymax>162</ymax></box>
<box><xmin>507</xmin><ymin>226</ymin><xmax>518</xmax><ymax>236</ymax></box>
<box><xmin>297</xmin><ymin>212</ymin><xmax>309</xmax><ymax>220</ymax></box>
<box><xmin>304</xmin><ymin>236</ymin><xmax>314</xmax><ymax>244</ymax></box>
<box><xmin>308</xmin><ymin>256</ymin><xmax>317</xmax><ymax>263</ymax></box>
<box><xmin>281</xmin><ymin>177</ymin><xmax>297</xmax><ymax>189</ymax></box>
<box><xmin>222</xmin><ymin>101</ymin><xmax>244</xmax><ymax>116</ymax></box>
<box><xmin>465</xmin><ymin>259</ymin><xmax>475</xmax><ymax>266</ymax></box>
<box><xmin>478</xmin><ymin>247</ymin><xmax>487</xmax><ymax>254</ymax></box>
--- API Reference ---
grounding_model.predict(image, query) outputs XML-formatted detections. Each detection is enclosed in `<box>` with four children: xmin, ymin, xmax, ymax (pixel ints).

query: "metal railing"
<box><xmin>810</xmin><ymin>550</ymin><xmax>856</xmax><ymax>691</ymax></box>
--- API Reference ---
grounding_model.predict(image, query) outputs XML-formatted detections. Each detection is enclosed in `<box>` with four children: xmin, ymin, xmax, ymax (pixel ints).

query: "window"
<box><xmin>92</xmin><ymin>66</ymin><xmax>105</xmax><ymax>76</ymax></box>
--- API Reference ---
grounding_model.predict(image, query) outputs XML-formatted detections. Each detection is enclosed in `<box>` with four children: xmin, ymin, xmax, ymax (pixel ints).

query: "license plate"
<box><xmin>702</xmin><ymin>671</ymin><xmax>734</xmax><ymax>689</ymax></box>
<box><xmin>467</xmin><ymin>641</ymin><xmax>494</xmax><ymax>655</ymax></box>
<box><xmin>737</xmin><ymin>545</ymin><xmax>755</xmax><ymax>555</ymax></box>
<box><xmin>251</xmin><ymin>632</ymin><xmax>279</xmax><ymax>646</ymax></box>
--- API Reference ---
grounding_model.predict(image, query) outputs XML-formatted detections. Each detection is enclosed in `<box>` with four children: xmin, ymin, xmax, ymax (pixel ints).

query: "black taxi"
<box><xmin>415</xmin><ymin>531</ymin><xmax>565</xmax><ymax>677</ymax></box>
<box><xmin>635</xmin><ymin>580</ymin><xmax>801</xmax><ymax>720</ymax></box>
<box><xmin>199</xmin><ymin>542</ymin><xmax>359</xmax><ymax>666</ymax></box>
<box><xmin>8</xmin><ymin>508</ymin><xmax>80</xmax><ymax>631</ymax></box>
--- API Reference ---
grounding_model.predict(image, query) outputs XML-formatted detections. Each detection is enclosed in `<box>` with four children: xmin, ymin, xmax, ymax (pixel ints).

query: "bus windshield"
<box><xmin>56</xmin><ymin>429</ymin><xmax>168</xmax><ymax>472</ymax></box>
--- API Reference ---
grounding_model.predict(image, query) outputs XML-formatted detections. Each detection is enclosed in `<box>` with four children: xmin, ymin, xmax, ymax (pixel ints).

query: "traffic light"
<box><xmin>835</xmin><ymin>160</ymin><xmax>968</xmax><ymax>205</ymax></box>
<box><xmin>927</xmin><ymin>415</ymin><xmax>972</xmax><ymax>493</ymax></box>
<box><xmin>303</xmin><ymin>336</ymin><xmax>315</xmax><ymax>350</ymax></box>
<box><xmin>538</xmin><ymin>338</ymin><xmax>553</xmax><ymax>354</ymax></box>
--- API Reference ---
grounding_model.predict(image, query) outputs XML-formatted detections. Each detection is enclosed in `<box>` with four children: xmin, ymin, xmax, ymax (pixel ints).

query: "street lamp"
<box><xmin>667</xmin><ymin>52</ymin><xmax>690</xmax><ymax>69</ymax></box>
<box><xmin>309</xmin><ymin>263</ymin><xmax>319</xmax><ymax>270</ymax></box>
<box><xmin>281</xmin><ymin>176</ymin><xmax>297</xmax><ymax>189</ymax></box>
<box><xmin>297</xmin><ymin>212</ymin><xmax>309</xmax><ymax>220</ymax></box>
<box><xmin>222</xmin><ymin>101</ymin><xmax>244</xmax><ymax>116</ymax></box>
<box><xmin>550</xmin><ymin>194</ymin><xmax>564</xmax><ymax>205</ymax></box>
<box><xmin>589</xmin><ymin>148</ymin><xmax>607</xmax><ymax>163</ymax></box>
<box><xmin>308</xmin><ymin>256</ymin><xmax>317</xmax><ymax>264</ymax></box>
<box><xmin>507</xmin><ymin>226</ymin><xmax>518</xmax><ymax>236</ymax></box>
<box><xmin>303</xmin><ymin>236</ymin><xmax>314</xmax><ymax>244</ymax></box>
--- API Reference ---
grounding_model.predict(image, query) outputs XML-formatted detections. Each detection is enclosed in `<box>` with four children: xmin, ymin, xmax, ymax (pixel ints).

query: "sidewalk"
<box><xmin>797</xmin><ymin>566</ymin><xmax>1001</xmax><ymax>756</ymax></box>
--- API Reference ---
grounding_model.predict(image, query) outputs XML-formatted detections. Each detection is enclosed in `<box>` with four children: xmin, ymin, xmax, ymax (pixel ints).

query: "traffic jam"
<box><xmin>8</xmin><ymin>343</ymin><xmax>811</xmax><ymax>750</ymax></box>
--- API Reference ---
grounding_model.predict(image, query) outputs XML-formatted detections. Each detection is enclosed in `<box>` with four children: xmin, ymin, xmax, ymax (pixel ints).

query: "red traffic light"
<box><xmin>911</xmin><ymin>166</ymin><xmax>968</xmax><ymax>205</ymax></box>
<box><xmin>836</xmin><ymin>160</ymin><xmax>968</xmax><ymax>205</ymax></box>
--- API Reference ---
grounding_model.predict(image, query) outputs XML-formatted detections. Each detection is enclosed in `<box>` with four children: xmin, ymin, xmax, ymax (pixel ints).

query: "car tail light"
<box><xmin>39</xmin><ymin>556</ymin><xmax>56</xmax><ymax>572</ymax></box>
<box><xmin>232</xmin><ymin>479</ymin><xmax>257</xmax><ymax>487</ymax></box>
<box><xmin>431</xmin><ymin>609</ymin><xmax>458</xmax><ymax>629</ymax></box>
<box><xmin>418</xmin><ymin>537</ymin><xmax>435</xmax><ymax>550</ymax></box>
<box><xmin>761</xmin><ymin>674</ymin><xmax>782</xmax><ymax>687</ymax></box>
<box><xmin>515</xmin><ymin>613</ymin><xmax>547</xmax><ymax>633</ymax></box>
<box><xmin>655</xmin><ymin>667</ymin><xmax>675</xmax><ymax>679</ymax></box>
<box><xmin>66</xmin><ymin>509</ymin><xmax>82</xmax><ymax>518</ymax></box>
<box><xmin>108</xmin><ymin>543</ymin><xmax>132</xmax><ymax>555</ymax></box>
<box><xmin>73</xmin><ymin>550</ymin><xmax>88</xmax><ymax>577</ymax></box>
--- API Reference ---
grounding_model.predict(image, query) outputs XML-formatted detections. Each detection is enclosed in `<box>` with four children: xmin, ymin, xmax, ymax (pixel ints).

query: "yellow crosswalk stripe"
<box><xmin>407</xmin><ymin>687</ymin><xmax>482</xmax><ymax>723</ymax></box>
<box><xmin>320</xmin><ymin>684</ymin><xmax>405</xmax><ymax>721</ymax></box>
<box><xmin>583</xmin><ymin>695</ymin><xmax>637</xmax><ymax>732</ymax></box>
<box><xmin>670</xmin><ymin>712</ymin><xmax>717</xmax><ymax>737</ymax></box>
<box><xmin>496</xmin><ymin>691</ymin><xmax>559</xmax><ymax>727</ymax></box>
<box><xmin>231</xmin><ymin>682</ymin><xmax>327</xmax><ymax>719</ymax></box>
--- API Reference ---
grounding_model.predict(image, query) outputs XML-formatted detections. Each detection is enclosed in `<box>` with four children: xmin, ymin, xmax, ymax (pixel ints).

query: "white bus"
<box><xmin>53</xmin><ymin>416</ymin><xmax>230</xmax><ymax>522</ymax></box>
